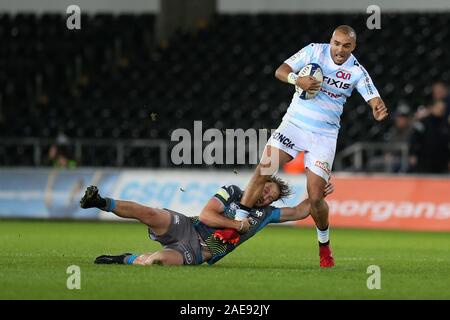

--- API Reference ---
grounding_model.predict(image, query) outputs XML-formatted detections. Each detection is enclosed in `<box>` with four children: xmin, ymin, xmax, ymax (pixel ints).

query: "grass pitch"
<box><xmin>0</xmin><ymin>220</ymin><xmax>449</xmax><ymax>300</ymax></box>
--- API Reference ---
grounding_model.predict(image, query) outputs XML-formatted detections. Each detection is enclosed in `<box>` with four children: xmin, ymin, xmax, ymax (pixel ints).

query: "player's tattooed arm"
<box><xmin>199</xmin><ymin>198</ymin><xmax>250</xmax><ymax>232</ymax></box>
<box><xmin>368</xmin><ymin>97</ymin><xmax>389</xmax><ymax>121</ymax></box>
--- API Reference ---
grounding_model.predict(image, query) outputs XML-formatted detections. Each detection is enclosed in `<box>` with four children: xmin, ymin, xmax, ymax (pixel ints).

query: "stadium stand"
<box><xmin>1</xmin><ymin>12</ymin><xmax>449</xmax><ymax>167</ymax></box>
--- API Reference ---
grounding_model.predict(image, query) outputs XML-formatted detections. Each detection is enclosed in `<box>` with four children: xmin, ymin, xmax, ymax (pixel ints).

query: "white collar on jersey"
<box><xmin>327</xmin><ymin>45</ymin><xmax>354</xmax><ymax>68</ymax></box>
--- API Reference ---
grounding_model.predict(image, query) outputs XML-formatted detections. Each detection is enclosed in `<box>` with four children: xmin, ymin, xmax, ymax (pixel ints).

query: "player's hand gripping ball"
<box><xmin>295</xmin><ymin>63</ymin><xmax>323</xmax><ymax>100</ymax></box>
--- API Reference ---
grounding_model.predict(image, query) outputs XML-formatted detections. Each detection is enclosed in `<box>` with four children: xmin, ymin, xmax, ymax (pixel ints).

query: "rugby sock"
<box><xmin>124</xmin><ymin>254</ymin><xmax>138</xmax><ymax>265</ymax></box>
<box><xmin>316</xmin><ymin>225</ymin><xmax>330</xmax><ymax>246</ymax></box>
<box><xmin>101</xmin><ymin>197</ymin><xmax>116</xmax><ymax>212</ymax></box>
<box><xmin>235</xmin><ymin>203</ymin><xmax>251</xmax><ymax>220</ymax></box>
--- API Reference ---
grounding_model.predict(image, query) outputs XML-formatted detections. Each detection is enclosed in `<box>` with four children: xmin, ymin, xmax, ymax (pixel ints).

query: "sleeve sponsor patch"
<box><xmin>287</xmin><ymin>48</ymin><xmax>306</xmax><ymax>64</ymax></box>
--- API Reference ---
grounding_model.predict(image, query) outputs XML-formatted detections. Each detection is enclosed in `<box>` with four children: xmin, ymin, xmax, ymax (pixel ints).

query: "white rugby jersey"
<box><xmin>283</xmin><ymin>43</ymin><xmax>380</xmax><ymax>138</ymax></box>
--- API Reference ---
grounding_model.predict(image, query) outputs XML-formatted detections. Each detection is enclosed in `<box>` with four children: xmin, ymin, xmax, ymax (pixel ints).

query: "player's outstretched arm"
<box><xmin>199</xmin><ymin>198</ymin><xmax>250</xmax><ymax>233</ymax></box>
<box><xmin>279</xmin><ymin>199</ymin><xmax>311</xmax><ymax>223</ymax></box>
<box><xmin>368</xmin><ymin>97</ymin><xmax>389</xmax><ymax>121</ymax></box>
<box><xmin>278</xmin><ymin>182</ymin><xmax>334</xmax><ymax>223</ymax></box>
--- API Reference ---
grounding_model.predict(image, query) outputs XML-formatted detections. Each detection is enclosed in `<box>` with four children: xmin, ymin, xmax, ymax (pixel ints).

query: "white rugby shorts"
<box><xmin>266</xmin><ymin>120</ymin><xmax>337</xmax><ymax>182</ymax></box>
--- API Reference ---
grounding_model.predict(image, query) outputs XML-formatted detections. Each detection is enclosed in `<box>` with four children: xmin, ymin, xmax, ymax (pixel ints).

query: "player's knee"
<box><xmin>139</xmin><ymin>254</ymin><xmax>156</xmax><ymax>265</ymax></box>
<box><xmin>143</xmin><ymin>252</ymin><xmax>166</xmax><ymax>266</ymax></box>
<box><xmin>138</xmin><ymin>207</ymin><xmax>158</xmax><ymax>224</ymax></box>
<box><xmin>309</xmin><ymin>195</ymin><xmax>324</xmax><ymax>209</ymax></box>
<box><xmin>143</xmin><ymin>206</ymin><xmax>157</xmax><ymax>217</ymax></box>
<box><xmin>133</xmin><ymin>255</ymin><xmax>148</xmax><ymax>266</ymax></box>
<box><xmin>133</xmin><ymin>253</ymin><xmax>165</xmax><ymax>266</ymax></box>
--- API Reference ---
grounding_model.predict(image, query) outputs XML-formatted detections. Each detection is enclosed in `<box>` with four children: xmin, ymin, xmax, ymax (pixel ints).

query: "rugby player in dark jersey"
<box><xmin>80</xmin><ymin>177</ymin><xmax>333</xmax><ymax>266</ymax></box>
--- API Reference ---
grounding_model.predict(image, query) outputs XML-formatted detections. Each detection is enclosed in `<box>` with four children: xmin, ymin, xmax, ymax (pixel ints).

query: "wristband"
<box><xmin>287</xmin><ymin>72</ymin><xmax>298</xmax><ymax>85</ymax></box>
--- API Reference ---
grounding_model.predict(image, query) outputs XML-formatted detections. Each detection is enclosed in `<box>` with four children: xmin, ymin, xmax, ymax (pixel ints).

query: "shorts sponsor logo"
<box><xmin>271</xmin><ymin>132</ymin><xmax>295</xmax><ymax>149</ymax></box>
<box><xmin>174</xmin><ymin>215</ymin><xmax>180</xmax><ymax>224</ymax></box>
<box><xmin>255</xmin><ymin>210</ymin><xmax>263</xmax><ymax>217</ymax></box>
<box><xmin>184</xmin><ymin>251</ymin><xmax>193</xmax><ymax>264</ymax></box>
<box><xmin>315</xmin><ymin>160</ymin><xmax>331</xmax><ymax>175</ymax></box>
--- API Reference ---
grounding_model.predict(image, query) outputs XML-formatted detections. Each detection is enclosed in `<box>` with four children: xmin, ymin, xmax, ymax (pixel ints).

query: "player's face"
<box><xmin>330</xmin><ymin>31</ymin><xmax>356</xmax><ymax>65</ymax></box>
<box><xmin>255</xmin><ymin>182</ymin><xmax>281</xmax><ymax>207</ymax></box>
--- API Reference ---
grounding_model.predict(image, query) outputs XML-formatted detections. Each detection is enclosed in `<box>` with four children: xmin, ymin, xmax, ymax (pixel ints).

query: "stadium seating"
<box><xmin>1</xmin><ymin>12</ymin><xmax>449</xmax><ymax>166</ymax></box>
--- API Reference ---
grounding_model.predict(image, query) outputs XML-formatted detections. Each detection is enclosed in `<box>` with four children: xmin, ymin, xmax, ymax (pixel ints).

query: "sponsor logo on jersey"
<box><xmin>359</xmin><ymin>66</ymin><xmax>374</xmax><ymax>95</ymax></box>
<box><xmin>230</xmin><ymin>202</ymin><xmax>239</xmax><ymax>211</ymax></box>
<box><xmin>271</xmin><ymin>132</ymin><xmax>295</xmax><ymax>149</ymax></box>
<box><xmin>315</xmin><ymin>160</ymin><xmax>331</xmax><ymax>175</ymax></box>
<box><xmin>364</xmin><ymin>76</ymin><xmax>374</xmax><ymax>95</ymax></box>
<box><xmin>336</xmin><ymin>70</ymin><xmax>351</xmax><ymax>80</ymax></box>
<box><xmin>174</xmin><ymin>215</ymin><xmax>180</xmax><ymax>224</ymax></box>
<box><xmin>323</xmin><ymin>76</ymin><xmax>351</xmax><ymax>90</ymax></box>
<box><xmin>320</xmin><ymin>87</ymin><xmax>343</xmax><ymax>99</ymax></box>
<box><xmin>288</xmin><ymin>48</ymin><xmax>306</xmax><ymax>64</ymax></box>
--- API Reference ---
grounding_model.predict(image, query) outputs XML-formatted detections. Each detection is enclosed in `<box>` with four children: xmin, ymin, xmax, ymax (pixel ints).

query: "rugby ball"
<box><xmin>296</xmin><ymin>63</ymin><xmax>323</xmax><ymax>100</ymax></box>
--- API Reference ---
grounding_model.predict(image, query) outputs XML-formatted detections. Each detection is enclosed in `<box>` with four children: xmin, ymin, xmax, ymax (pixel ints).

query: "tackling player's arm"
<box><xmin>278</xmin><ymin>182</ymin><xmax>334</xmax><ymax>222</ymax></box>
<box><xmin>368</xmin><ymin>97</ymin><xmax>389</xmax><ymax>121</ymax></box>
<box><xmin>199</xmin><ymin>198</ymin><xmax>250</xmax><ymax>233</ymax></box>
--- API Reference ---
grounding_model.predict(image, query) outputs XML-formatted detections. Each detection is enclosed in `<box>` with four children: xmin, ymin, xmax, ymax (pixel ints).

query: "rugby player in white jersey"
<box><xmin>214</xmin><ymin>25</ymin><xmax>389</xmax><ymax>267</ymax></box>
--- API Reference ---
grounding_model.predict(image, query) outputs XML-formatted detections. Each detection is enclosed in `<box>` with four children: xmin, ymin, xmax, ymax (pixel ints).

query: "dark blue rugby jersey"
<box><xmin>192</xmin><ymin>185</ymin><xmax>281</xmax><ymax>265</ymax></box>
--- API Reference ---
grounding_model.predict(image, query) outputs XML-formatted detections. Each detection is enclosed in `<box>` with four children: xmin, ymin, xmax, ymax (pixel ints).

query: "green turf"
<box><xmin>0</xmin><ymin>220</ymin><xmax>449</xmax><ymax>299</ymax></box>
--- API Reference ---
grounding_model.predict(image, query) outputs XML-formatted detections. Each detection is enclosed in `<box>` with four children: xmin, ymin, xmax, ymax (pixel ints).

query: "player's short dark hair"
<box><xmin>267</xmin><ymin>176</ymin><xmax>293</xmax><ymax>202</ymax></box>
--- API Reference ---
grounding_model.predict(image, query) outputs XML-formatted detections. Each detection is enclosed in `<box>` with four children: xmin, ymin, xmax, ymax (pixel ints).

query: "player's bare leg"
<box><xmin>213</xmin><ymin>146</ymin><xmax>292</xmax><ymax>243</ymax></box>
<box><xmin>292</xmin><ymin>182</ymin><xmax>335</xmax><ymax>220</ymax></box>
<box><xmin>306</xmin><ymin>169</ymin><xmax>334</xmax><ymax>268</ymax></box>
<box><xmin>80</xmin><ymin>185</ymin><xmax>171</xmax><ymax>235</ymax></box>
<box><xmin>94</xmin><ymin>250</ymin><xmax>183</xmax><ymax>266</ymax></box>
<box><xmin>111</xmin><ymin>200</ymin><xmax>171</xmax><ymax>236</ymax></box>
<box><xmin>133</xmin><ymin>250</ymin><xmax>184</xmax><ymax>266</ymax></box>
<box><xmin>238</xmin><ymin>145</ymin><xmax>293</xmax><ymax>217</ymax></box>
<box><xmin>81</xmin><ymin>186</ymin><xmax>178</xmax><ymax>266</ymax></box>
<box><xmin>306</xmin><ymin>169</ymin><xmax>329</xmax><ymax>229</ymax></box>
